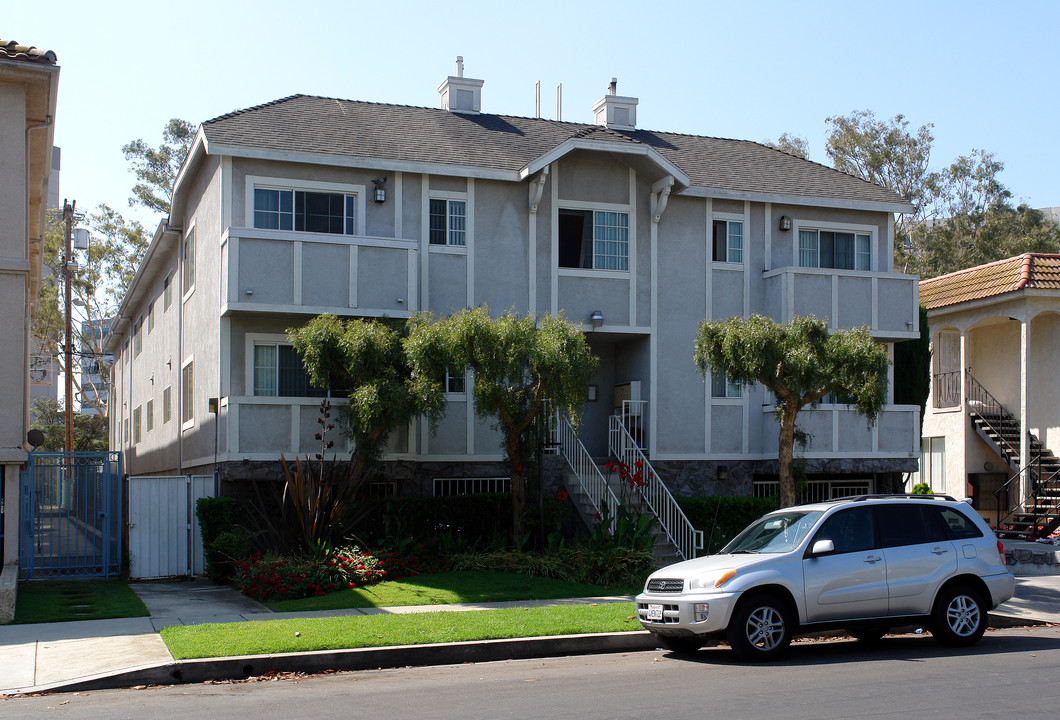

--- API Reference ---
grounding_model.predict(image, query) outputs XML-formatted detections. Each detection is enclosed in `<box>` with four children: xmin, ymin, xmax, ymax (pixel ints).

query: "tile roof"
<box><xmin>201</xmin><ymin>94</ymin><xmax>906</xmax><ymax>207</ymax></box>
<box><xmin>0</xmin><ymin>39</ymin><xmax>57</xmax><ymax>65</ymax></box>
<box><xmin>919</xmin><ymin>254</ymin><xmax>1060</xmax><ymax>310</ymax></box>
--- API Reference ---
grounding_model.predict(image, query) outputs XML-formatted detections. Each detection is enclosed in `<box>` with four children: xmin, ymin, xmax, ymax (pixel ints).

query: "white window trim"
<box><xmin>132</xmin><ymin>404</ymin><xmax>142</xmax><ymax>445</ymax></box>
<box><xmin>557</xmin><ymin>201</ymin><xmax>634</xmax><ymax>274</ymax></box>
<box><xmin>444</xmin><ymin>368</ymin><xmax>468</xmax><ymax>398</ymax></box>
<box><xmin>182</xmin><ymin>222</ymin><xmax>197</xmax><ymax>303</ymax></box>
<box><xmin>163</xmin><ymin>385</ymin><xmax>172</xmax><ymax>424</ymax></box>
<box><xmin>712</xmin><ymin>212</ymin><xmax>745</xmax><ymax>266</ymax></box>
<box><xmin>244</xmin><ymin>175</ymin><xmax>367</xmax><ymax>236</ymax></box>
<box><xmin>247</xmin><ymin>333</ymin><xmax>291</xmax><ymax>397</ymax></box>
<box><xmin>181</xmin><ymin>355</ymin><xmax>195</xmax><ymax>431</ymax></box>
<box><xmin>163</xmin><ymin>273</ymin><xmax>173</xmax><ymax>311</ymax></box>
<box><xmin>791</xmin><ymin>219</ymin><xmax>877</xmax><ymax>271</ymax></box>
<box><xmin>428</xmin><ymin>194</ymin><xmax>468</xmax><ymax>249</ymax></box>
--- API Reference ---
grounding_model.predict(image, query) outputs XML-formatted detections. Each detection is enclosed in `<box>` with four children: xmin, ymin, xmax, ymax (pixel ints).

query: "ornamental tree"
<box><xmin>694</xmin><ymin>315</ymin><xmax>889</xmax><ymax>508</ymax></box>
<box><xmin>406</xmin><ymin>306</ymin><xmax>597</xmax><ymax>538</ymax></box>
<box><xmin>288</xmin><ymin>314</ymin><xmax>447</xmax><ymax>488</ymax></box>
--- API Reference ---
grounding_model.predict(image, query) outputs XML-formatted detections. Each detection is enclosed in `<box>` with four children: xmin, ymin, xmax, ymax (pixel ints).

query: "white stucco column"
<box><xmin>1020</xmin><ymin>319</ymin><xmax>1030</xmax><ymax>497</ymax></box>
<box><xmin>2</xmin><ymin>465</ymin><xmax>20</xmax><ymax>565</ymax></box>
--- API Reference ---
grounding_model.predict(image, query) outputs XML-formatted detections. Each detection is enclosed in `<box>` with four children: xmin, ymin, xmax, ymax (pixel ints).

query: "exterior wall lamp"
<box><xmin>372</xmin><ymin>177</ymin><xmax>387</xmax><ymax>203</ymax></box>
<box><xmin>589</xmin><ymin>310</ymin><xmax>604</xmax><ymax>328</ymax></box>
<box><xmin>778</xmin><ymin>215</ymin><xmax>792</xmax><ymax>231</ymax></box>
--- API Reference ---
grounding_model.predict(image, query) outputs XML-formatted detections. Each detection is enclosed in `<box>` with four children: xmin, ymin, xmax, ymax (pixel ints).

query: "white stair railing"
<box><xmin>609</xmin><ymin>415</ymin><xmax>703</xmax><ymax>560</ymax></box>
<box><xmin>557</xmin><ymin>414</ymin><xmax>619</xmax><ymax>528</ymax></box>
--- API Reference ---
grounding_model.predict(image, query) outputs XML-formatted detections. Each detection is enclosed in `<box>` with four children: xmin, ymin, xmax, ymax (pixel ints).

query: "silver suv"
<box><xmin>636</xmin><ymin>495</ymin><xmax>1015</xmax><ymax>661</ymax></box>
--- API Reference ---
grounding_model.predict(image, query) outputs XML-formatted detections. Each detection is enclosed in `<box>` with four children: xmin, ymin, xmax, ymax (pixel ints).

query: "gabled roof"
<box><xmin>919</xmin><ymin>254</ymin><xmax>1060</xmax><ymax>310</ymax></box>
<box><xmin>200</xmin><ymin>94</ymin><xmax>910</xmax><ymax>211</ymax></box>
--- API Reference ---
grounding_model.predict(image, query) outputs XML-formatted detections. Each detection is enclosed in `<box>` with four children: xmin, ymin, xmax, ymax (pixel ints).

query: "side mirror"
<box><xmin>810</xmin><ymin>539</ymin><xmax>835</xmax><ymax>556</ymax></box>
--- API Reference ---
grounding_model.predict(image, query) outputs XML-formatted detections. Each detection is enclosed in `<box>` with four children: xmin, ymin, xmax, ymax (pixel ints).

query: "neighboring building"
<box><xmin>919</xmin><ymin>253</ymin><xmax>1060</xmax><ymax>528</ymax></box>
<box><xmin>0</xmin><ymin>39</ymin><xmax>59</xmax><ymax>572</ymax></box>
<box><xmin>105</xmin><ymin>62</ymin><xmax>920</xmax><ymax>507</ymax></box>
<box><xmin>78</xmin><ymin>317</ymin><xmax>112</xmax><ymax>416</ymax></box>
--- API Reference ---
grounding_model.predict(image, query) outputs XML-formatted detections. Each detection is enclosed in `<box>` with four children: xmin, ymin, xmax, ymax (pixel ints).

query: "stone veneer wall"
<box><xmin>210</xmin><ymin>455</ymin><xmax>914</xmax><ymax>502</ymax></box>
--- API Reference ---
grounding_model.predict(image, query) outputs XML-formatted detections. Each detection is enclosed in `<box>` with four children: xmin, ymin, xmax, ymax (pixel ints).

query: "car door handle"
<box><xmin>931</xmin><ymin>547</ymin><xmax>949</xmax><ymax>555</ymax></box>
<box><xmin>864</xmin><ymin>555</ymin><xmax>882</xmax><ymax>564</ymax></box>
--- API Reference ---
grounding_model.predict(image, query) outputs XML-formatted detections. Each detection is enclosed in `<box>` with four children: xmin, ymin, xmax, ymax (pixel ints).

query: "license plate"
<box><xmin>646</xmin><ymin>604</ymin><xmax>664</xmax><ymax>621</ymax></box>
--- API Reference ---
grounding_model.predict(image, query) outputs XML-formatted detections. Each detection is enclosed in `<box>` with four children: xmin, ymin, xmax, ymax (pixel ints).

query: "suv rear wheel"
<box><xmin>930</xmin><ymin>584</ymin><xmax>986</xmax><ymax>646</ymax></box>
<box><xmin>726</xmin><ymin>593</ymin><xmax>792</xmax><ymax>661</ymax></box>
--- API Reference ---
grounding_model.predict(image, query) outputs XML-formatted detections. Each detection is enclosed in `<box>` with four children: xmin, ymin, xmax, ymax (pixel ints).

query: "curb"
<box><xmin>8</xmin><ymin>613</ymin><xmax>1053</xmax><ymax>696</ymax></box>
<box><xmin>18</xmin><ymin>631</ymin><xmax>659</xmax><ymax>695</ymax></box>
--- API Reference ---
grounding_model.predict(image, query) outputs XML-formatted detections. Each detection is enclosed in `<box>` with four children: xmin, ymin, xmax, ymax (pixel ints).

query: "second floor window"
<box><xmin>253</xmin><ymin>343</ymin><xmax>330</xmax><ymax>397</ymax></box>
<box><xmin>429</xmin><ymin>199</ymin><xmax>466</xmax><ymax>246</ymax></box>
<box><xmin>799</xmin><ymin>229</ymin><xmax>871</xmax><ymax>271</ymax></box>
<box><xmin>254</xmin><ymin>188</ymin><xmax>356</xmax><ymax>235</ymax></box>
<box><xmin>559</xmin><ymin>209</ymin><xmax>629</xmax><ymax>271</ymax></box>
<box><xmin>712</xmin><ymin>220</ymin><xmax>743</xmax><ymax>263</ymax></box>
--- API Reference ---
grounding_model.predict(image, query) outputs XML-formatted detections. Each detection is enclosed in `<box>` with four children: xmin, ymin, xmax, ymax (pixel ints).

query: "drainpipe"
<box><xmin>24</xmin><ymin>116</ymin><xmax>54</xmax><ymax>456</ymax></box>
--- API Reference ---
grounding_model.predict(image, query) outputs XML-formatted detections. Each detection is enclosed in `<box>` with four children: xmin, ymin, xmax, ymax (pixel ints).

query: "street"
<box><xmin>3</xmin><ymin>627</ymin><xmax>1059</xmax><ymax>719</ymax></box>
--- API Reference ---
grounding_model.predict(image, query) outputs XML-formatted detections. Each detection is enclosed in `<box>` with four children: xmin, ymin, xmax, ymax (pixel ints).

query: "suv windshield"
<box><xmin>721</xmin><ymin>511</ymin><xmax>823</xmax><ymax>554</ymax></box>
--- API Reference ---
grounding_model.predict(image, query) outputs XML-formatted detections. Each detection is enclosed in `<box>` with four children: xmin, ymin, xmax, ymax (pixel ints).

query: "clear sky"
<box><xmin>8</xmin><ymin>0</ymin><xmax>1058</xmax><ymax>231</ymax></box>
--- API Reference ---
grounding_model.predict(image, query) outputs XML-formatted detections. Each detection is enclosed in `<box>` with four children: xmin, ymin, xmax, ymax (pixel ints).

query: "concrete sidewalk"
<box><xmin>1</xmin><ymin>575</ymin><xmax>1057</xmax><ymax>696</ymax></box>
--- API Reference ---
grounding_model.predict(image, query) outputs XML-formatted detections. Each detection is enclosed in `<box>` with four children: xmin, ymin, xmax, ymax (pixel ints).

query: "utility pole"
<box><xmin>63</xmin><ymin>199</ymin><xmax>75</xmax><ymax>453</ymax></box>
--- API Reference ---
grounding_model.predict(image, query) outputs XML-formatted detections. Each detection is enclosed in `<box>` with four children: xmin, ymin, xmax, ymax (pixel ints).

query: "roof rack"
<box><xmin>849</xmin><ymin>493</ymin><xmax>957</xmax><ymax>502</ymax></box>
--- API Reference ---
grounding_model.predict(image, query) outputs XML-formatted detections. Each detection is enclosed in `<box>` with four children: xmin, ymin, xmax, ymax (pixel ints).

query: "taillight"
<box><xmin>997</xmin><ymin>540</ymin><xmax>1005</xmax><ymax>560</ymax></box>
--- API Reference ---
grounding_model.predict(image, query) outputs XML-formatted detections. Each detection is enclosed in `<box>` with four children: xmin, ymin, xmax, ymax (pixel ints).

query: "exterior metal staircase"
<box><xmin>965</xmin><ymin>372</ymin><xmax>1060</xmax><ymax>539</ymax></box>
<box><xmin>555</xmin><ymin>406</ymin><xmax>703</xmax><ymax>563</ymax></box>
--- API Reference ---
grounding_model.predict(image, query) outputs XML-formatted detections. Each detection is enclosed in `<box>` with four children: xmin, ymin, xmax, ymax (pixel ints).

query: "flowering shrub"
<box><xmin>231</xmin><ymin>546</ymin><xmax>397</xmax><ymax>602</ymax></box>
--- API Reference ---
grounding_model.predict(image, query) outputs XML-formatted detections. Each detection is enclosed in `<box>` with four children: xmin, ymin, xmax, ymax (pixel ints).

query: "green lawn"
<box><xmin>14</xmin><ymin>580</ymin><xmax>149</xmax><ymax>624</ymax></box>
<box><xmin>266</xmin><ymin>571</ymin><xmax>639</xmax><ymax>612</ymax></box>
<box><xmin>162</xmin><ymin>602</ymin><xmax>641</xmax><ymax>659</ymax></box>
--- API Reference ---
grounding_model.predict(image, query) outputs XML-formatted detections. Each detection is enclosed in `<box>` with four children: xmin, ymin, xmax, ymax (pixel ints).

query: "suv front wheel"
<box><xmin>930</xmin><ymin>584</ymin><xmax>986</xmax><ymax>647</ymax></box>
<box><xmin>727</xmin><ymin>593</ymin><xmax>793</xmax><ymax>661</ymax></box>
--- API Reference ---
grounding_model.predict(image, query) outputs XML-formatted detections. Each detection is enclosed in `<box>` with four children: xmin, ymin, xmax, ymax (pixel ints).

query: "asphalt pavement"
<box><xmin>1</xmin><ymin>569</ymin><xmax>1057</xmax><ymax>697</ymax></box>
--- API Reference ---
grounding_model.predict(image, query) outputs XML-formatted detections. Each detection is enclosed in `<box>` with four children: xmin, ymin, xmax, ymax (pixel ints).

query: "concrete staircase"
<box><xmin>555</xmin><ymin>412</ymin><xmax>699</xmax><ymax>565</ymax></box>
<box><xmin>561</xmin><ymin>464</ymin><xmax>681</xmax><ymax>567</ymax></box>
<box><xmin>967</xmin><ymin>373</ymin><xmax>1060</xmax><ymax>540</ymax></box>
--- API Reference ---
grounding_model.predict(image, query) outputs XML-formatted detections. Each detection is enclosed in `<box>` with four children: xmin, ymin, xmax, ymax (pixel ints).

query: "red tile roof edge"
<box><xmin>0</xmin><ymin>39</ymin><xmax>58</xmax><ymax>65</ymax></box>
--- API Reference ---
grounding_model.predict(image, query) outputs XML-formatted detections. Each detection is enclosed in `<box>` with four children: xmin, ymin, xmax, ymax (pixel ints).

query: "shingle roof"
<box><xmin>0</xmin><ymin>39</ymin><xmax>57</xmax><ymax>65</ymax></box>
<box><xmin>919</xmin><ymin>254</ymin><xmax>1060</xmax><ymax>310</ymax></box>
<box><xmin>201</xmin><ymin>94</ymin><xmax>906</xmax><ymax>207</ymax></box>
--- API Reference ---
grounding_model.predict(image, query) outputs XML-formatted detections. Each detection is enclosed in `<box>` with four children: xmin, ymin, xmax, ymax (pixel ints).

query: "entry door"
<box><xmin>803</xmin><ymin>507</ymin><xmax>888</xmax><ymax>622</ymax></box>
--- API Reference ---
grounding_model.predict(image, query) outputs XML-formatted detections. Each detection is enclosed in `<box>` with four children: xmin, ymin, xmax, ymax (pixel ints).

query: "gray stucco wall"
<box><xmin>113</xmin><ymin>142</ymin><xmax>917</xmax><ymax>486</ymax></box>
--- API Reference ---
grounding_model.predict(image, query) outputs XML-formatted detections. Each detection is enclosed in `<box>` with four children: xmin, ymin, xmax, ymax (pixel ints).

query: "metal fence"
<box><xmin>752</xmin><ymin>479</ymin><xmax>871</xmax><ymax>503</ymax></box>
<box><xmin>433</xmin><ymin>477</ymin><xmax>511</xmax><ymax>496</ymax></box>
<box><xmin>19</xmin><ymin>452</ymin><xmax>122</xmax><ymax>580</ymax></box>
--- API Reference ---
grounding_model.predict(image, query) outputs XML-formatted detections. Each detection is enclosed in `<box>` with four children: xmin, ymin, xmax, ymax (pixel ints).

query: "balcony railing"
<box><xmin>221</xmin><ymin>227</ymin><xmax>418</xmax><ymax>317</ymax></box>
<box><xmin>932</xmin><ymin>370</ymin><xmax>961</xmax><ymax>409</ymax></box>
<box><xmin>762</xmin><ymin>266</ymin><xmax>918</xmax><ymax>339</ymax></box>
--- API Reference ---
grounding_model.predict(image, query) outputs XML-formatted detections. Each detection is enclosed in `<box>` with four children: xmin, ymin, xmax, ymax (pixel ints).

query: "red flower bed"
<box><xmin>232</xmin><ymin>546</ymin><xmax>404</xmax><ymax>602</ymax></box>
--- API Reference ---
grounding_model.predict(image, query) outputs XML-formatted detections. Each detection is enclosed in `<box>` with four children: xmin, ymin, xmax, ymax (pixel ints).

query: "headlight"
<box><xmin>689</xmin><ymin>568</ymin><xmax>736</xmax><ymax>589</ymax></box>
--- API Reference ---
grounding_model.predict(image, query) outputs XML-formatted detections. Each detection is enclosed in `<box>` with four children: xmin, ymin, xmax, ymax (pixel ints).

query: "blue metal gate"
<box><xmin>19</xmin><ymin>452</ymin><xmax>123</xmax><ymax>580</ymax></box>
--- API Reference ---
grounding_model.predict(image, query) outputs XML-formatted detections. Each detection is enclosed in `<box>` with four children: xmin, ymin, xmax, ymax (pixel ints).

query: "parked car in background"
<box><xmin>636</xmin><ymin>495</ymin><xmax>1015</xmax><ymax>660</ymax></box>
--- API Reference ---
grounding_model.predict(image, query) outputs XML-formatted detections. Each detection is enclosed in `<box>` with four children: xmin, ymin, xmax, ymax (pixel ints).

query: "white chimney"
<box><xmin>438</xmin><ymin>55</ymin><xmax>484</xmax><ymax>114</ymax></box>
<box><xmin>592</xmin><ymin>77</ymin><xmax>638</xmax><ymax>130</ymax></box>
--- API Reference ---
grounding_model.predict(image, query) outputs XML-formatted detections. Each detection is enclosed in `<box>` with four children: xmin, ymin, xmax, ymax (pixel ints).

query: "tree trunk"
<box><xmin>777</xmin><ymin>403</ymin><xmax>799</xmax><ymax>508</ymax></box>
<box><xmin>508</xmin><ymin>436</ymin><xmax>526</xmax><ymax>541</ymax></box>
